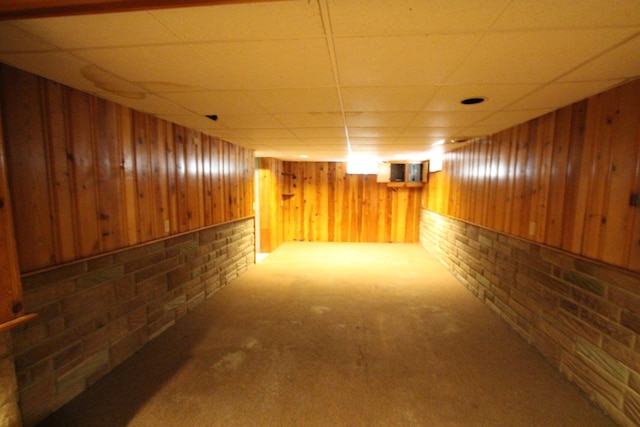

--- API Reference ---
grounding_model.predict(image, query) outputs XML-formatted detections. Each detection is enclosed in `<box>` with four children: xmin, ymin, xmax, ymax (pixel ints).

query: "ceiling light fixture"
<box><xmin>460</xmin><ymin>97</ymin><xmax>486</xmax><ymax>105</ymax></box>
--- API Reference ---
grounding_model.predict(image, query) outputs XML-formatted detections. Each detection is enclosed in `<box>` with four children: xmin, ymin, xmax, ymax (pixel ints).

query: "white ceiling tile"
<box><xmin>475</xmin><ymin>109</ymin><xmax>555</xmax><ymax>127</ymax></box>
<box><xmin>202</xmin><ymin>129</ymin><xmax>249</xmax><ymax>140</ymax></box>
<box><xmin>349</xmin><ymin>127</ymin><xmax>403</xmax><ymax>137</ymax></box>
<box><xmin>447</xmin><ymin>29</ymin><xmax>639</xmax><ymax>84</ymax></box>
<box><xmin>11</xmin><ymin>12</ymin><xmax>181</xmax><ymax>49</ymax></box>
<box><xmin>95</xmin><ymin>93</ymin><xmax>192</xmax><ymax>116</ymax></box>
<box><xmin>0</xmin><ymin>23</ymin><xmax>58</xmax><ymax>53</ymax></box>
<box><xmin>274</xmin><ymin>113</ymin><xmax>344</xmax><ymax>128</ymax></box>
<box><xmin>298</xmin><ymin>137</ymin><xmax>347</xmax><ymax>145</ymax></box>
<box><xmin>424</xmin><ymin>84</ymin><xmax>539</xmax><ymax>111</ymax></box>
<box><xmin>75</xmin><ymin>45</ymin><xmax>232</xmax><ymax>90</ymax></box>
<box><xmin>345</xmin><ymin>112</ymin><xmax>415</xmax><ymax>127</ymax></box>
<box><xmin>493</xmin><ymin>0</ymin><xmax>640</xmax><ymax>30</ymax></box>
<box><xmin>342</xmin><ymin>86</ymin><xmax>437</xmax><ymax>112</ymax></box>
<box><xmin>394</xmin><ymin>138</ymin><xmax>447</xmax><ymax>147</ymax></box>
<box><xmin>328</xmin><ymin>0</ymin><xmax>510</xmax><ymax>36</ymax></box>
<box><xmin>160</xmin><ymin>91</ymin><xmax>264</xmax><ymax>115</ymax></box>
<box><xmin>402</xmin><ymin>127</ymin><xmax>463</xmax><ymax>138</ymax></box>
<box><xmin>0</xmin><ymin>51</ymin><xmax>98</xmax><ymax>93</ymax></box>
<box><xmin>236</xmin><ymin>129</ymin><xmax>298</xmax><ymax>139</ymax></box>
<box><xmin>156</xmin><ymin>114</ymin><xmax>225</xmax><ymax>130</ymax></box>
<box><xmin>216</xmin><ymin>113</ymin><xmax>283</xmax><ymax>129</ymax></box>
<box><xmin>559</xmin><ymin>33</ymin><xmax>640</xmax><ymax>82</ymax></box>
<box><xmin>254</xmin><ymin>142</ymin><xmax>308</xmax><ymax>150</ymax></box>
<box><xmin>350</xmin><ymin>137</ymin><xmax>398</xmax><ymax>146</ymax></box>
<box><xmin>290</xmin><ymin>128</ymin><xmax>346</xmax><ymax>138</ymax></box>
<box><xmin>150</xmin><ymin>1</ymin><xmax>324</xmax><ymax>41</ymax></box>
<box><xmin>334</xmin><ymin>34</ymin><xmax>481</xmax><ymax>86</ymax></box>
<box><xmin>453</xmin><ymin>125</ymin><xmax>506</xmax><ymax>138</ymax></box>
<box><xmin>251</xmin><ymin>88</ymin><xmax>341</xmax><ymax>113</ymax></box>
<box><xmin>193</xmin><ymin>39</ymin><xmax>334</xmax><ymax>89</ymax></box>
<box><xmin>410</xmin><ymin>111</ymin><xmax>490</xmax><ymax>127</ymax></box>
<box><xmin>509</xmin><ymin>80</ymin><xmax>625</xmax><ymax>110</ymax></box>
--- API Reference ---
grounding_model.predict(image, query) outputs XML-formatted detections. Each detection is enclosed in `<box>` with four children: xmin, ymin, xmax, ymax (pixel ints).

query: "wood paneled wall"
<box><xmin>258</xmin><ymin>159</ymin><xmax>422</xmax><ymax>249</ymax></box>
<box><xmin>0</xmin><ymin>99</ymin><xmax>24</xmax><ymax>326</ymax></box>
<box><xmin>257</xmin><ymin>157</ymin><xmax>284</xmax><ymax>252</ymax></box>
<box><xmin>0</xmin><ymin>64</ymin><xmax>255</xmax><ymax>273</ymax></box>
<box><xmin>425</xmin><ymin>78</ymin><xmax>640</xmax><ymax>273</ymax></box>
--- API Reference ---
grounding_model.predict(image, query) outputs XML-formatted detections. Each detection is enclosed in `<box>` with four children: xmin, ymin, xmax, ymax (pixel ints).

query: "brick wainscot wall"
<box><xmin>420</xmin><ymin>209</ymin><xmax>640</xmax><ymax>427</ymax></box>
<box><xmin>11</xmin><ymin>218</ymin><xmax>255</xmax><ymax>427</ymax></box>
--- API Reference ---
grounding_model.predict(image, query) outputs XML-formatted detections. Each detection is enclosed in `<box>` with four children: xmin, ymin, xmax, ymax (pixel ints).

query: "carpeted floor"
<box><xmin>37</xmin><ymin>242</ymin><xmax>616</xmax><ymax>426</ymax></box>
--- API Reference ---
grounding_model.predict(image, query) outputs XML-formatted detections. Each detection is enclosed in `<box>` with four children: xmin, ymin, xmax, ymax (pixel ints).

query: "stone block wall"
<box><xmin>420</xmin><ymin>209</ymin><xmax>640</xmax><ymax>427</ymax></box>
<box><xmin>10</xmin><ymin>218</ymin><xmax>255</xmax><ymax>427</ymax></box>
<box><xmin>0</xmin><ymin>332</ymin><xmax>21</xmax><ymax>427</ymax></box>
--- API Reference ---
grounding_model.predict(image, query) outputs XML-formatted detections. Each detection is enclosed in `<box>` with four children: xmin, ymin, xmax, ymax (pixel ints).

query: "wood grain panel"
<box><xmin>545</xmin><ymin>105</ymin><xmax>572</xmax><ymax>247</ymax></box>
<box><xmin>43</xmin><ymin>80</ymin><xmax>76</xmax><ymax>262</ymax></box>
<box><xmin>600</xmin><ymin>81</ymin><xmax>640</xmax><ymax>266</ymax></box>
<box><xmin>425</xmin><ymin>78</ymin><xmax>640</xmax><ymax>273</ymax></box>
<box><xmin>0</xmin><ymin>95</ymin><xmax>24</xmax><ymax>324</ymax></box>
<box><xmin>0</xmin><ymin>64</ymin><xmax>255</xmax><ymax>273</ymax></box>
<box><xmin>94</xmin><ymin>97</ymin><xmax>125</xmax><ymax>251</ymax></box>
<box><xmin>265</xmin><ymin>161</ymin><xmax>422</xmax><ymax>247</ymax></box>
<box><xmin>68</xmin><ymin>90</ymin><xmax>101</xmax><ymax>256</ymax></box>
<box><xmin>0</xmin><ymin>66</ymin><xmax>54</xmax><ymax>271</ymax></box>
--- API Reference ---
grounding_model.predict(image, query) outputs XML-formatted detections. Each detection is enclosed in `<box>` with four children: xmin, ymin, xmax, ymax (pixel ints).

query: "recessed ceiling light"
<box><xmin>460</xmin><ymin>97</ymin><xmax>485</xmax><ymax>105</ymax></box>
<box><xmin>300</xmin><ymin>154</ymin><xmax>308</xmax><ymax>158</ymax></box>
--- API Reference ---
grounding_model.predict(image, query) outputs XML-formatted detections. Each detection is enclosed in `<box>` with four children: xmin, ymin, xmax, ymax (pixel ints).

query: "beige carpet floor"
<box><xmin>37</xmin><ymin>242</ymin><xmax>615</xmax><ymax>426</ymax></box>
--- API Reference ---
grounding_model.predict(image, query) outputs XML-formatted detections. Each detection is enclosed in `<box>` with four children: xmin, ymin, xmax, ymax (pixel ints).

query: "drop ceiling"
<box><xmin>1</xmin><ymin>0</ymin><xmax>639</xmax><ymax>162</ymax></box>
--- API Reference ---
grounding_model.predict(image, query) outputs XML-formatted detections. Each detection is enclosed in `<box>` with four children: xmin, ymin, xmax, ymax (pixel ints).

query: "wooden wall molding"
<box><xmin>0</xmin><ymin>0</ymin><xmax>283</xmax><ymax>20</ymax></box>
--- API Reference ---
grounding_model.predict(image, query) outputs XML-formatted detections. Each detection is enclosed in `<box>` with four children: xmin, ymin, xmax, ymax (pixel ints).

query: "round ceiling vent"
<box><xmin>460</xmin><ymin>97</ymin><xmax>486</xmax><ymax>105</ymax></box>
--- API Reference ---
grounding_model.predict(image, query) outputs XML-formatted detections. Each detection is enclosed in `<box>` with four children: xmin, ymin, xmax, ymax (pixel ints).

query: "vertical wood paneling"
<box><xmin>0</xmin><ymin>97</ymin><xmax>24</xmax><ymax>324</ymax></box>
<box><xmin>94</xmin><ymin>97</ymin><xmax>124</xmax><ymax>251</ymax></box>
<box><xmin>600</xmin><ymin>82</ymin><xmax>640</xmax><ymax>266</ymax></box>
<box><xmin>425</xmin><ymin>78</ymin><xmax>640</xmax><ymax>273</ymax></box>
<box><xmin>268</xmin><ymin>161</ymin><xmax>422</xmax><ymax>247</ymax></box>
<box><xmin>0</xmin><ymin>67</ymin><xmax>54</xmax><ymax>271</ymax></box>
<box><xmin>0</xmin><ymin>64</ymin><xmax>255</xmax><ymax>273</ymax></box>
<box><xmin>43</xmin><ymin>80</ymin><xmax>76</xmax><ymax>262</ymax></box>
<box><xmin>132</xmin><ymin>111</ymin><xmax>153</xmax><ymax>243</ymax></box>
<box><xmin>561</xmin><ymin>101</ymin><xmax>588</xmax><ymax>253</ymax></box>
<box><xmin>68</xmin><ymin>89</ymin><xmax>101</xmax><ymax>257</ymax></box>
<box><xmin>119</xmin><ymin>107</ymin><xmax>139</xmax><ymax>247</ymax></box>
<box><xmin>150</xmin><ymin>119</ymin><xmax>170</xmax><ymax>238</ymax></box>
<box><xmin>629</xmin><ymin>138</ymin><xmax>640</xmax><ymax>270</ymax></box>
<box><xmin>545</xmin><ymin>105</ymin><xmax>572</xmax><ymax>247</ymax></box>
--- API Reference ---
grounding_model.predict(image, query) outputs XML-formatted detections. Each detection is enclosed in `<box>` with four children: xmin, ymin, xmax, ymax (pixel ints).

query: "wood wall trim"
<box><xmin>0</xmin><ymin>313</ymin><xmax>37</xmax><ymax>334</ymax></box>
<box><xmin>20</xmin><ymin>215</ymin><xmax>255</xmax><ymax>278</ymax></box>
<box><xmin>0</xmin><ymin>0</ymin><xmax>284</xmax><ymax>20</ymax></box>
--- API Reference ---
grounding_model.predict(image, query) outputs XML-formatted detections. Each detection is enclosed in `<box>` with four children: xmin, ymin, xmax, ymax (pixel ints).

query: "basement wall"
<box><xmin>257</xmin><ymin>158</ymin><xmax>423</xmax><ymax>252</ymax></box>
<box><xmin>10</xmin><ymin>218</ymin><xmax>254</xmax><ymax>426</ymax></box>
<box><xmin>420</xmin><ymin>210</ymin><xmax>640</xmax><ymax>426</ymax></box>
<box><xmin>420</xmin><ymin>78</ymin><xmax>640</xmax><ymax>426</ymax></box>
<box><xmin>0</xmin><ymin>63</ymin><xmax>257</xmax><ymax>426</ymax></box>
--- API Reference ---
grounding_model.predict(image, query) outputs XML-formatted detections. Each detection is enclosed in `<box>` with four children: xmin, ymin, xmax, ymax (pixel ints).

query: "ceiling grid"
<box><xmin>0</xmin><ymin>0</ymin><xmax>638</xmax><ymax>161</ymax></box>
